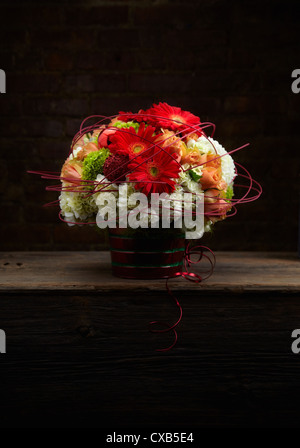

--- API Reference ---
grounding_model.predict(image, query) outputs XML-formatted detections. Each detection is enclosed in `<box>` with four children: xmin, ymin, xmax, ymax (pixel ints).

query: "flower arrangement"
<box><xmin>58</xmin><ymin>102</ymin><xmax>239</xmax><ymax>238</ymax></box>
<box><xmin>30</xmin><ymin>102</ymin><xmax>262</xmax><ymax>350</ymax></box>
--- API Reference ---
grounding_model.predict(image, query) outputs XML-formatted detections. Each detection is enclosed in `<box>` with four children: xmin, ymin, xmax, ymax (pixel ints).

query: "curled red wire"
<box><xmin>149</xmin><ymin>242</ymin><xmax>216</xmax><ymax>352</ymax></box>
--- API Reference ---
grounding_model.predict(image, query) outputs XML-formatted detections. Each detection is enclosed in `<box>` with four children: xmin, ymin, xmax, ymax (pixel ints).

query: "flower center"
<box><xmin>148</xmin><ymin>163</ymin><xmax>160</xmax><ymax>178</ymax></box>
<box><xmin>171</xmin><ymin>114</ymin><xmax>185</xmax><ymax>125</ymax></box>
<box><xmin>150</xmin><ymin>167</ymin><xmax>158</xmax><ymax>177</ymax></box>
<box><xmin>132</xmin><ymin>144</ymin><xmax>143</xmax><ymax>153</ymax></box>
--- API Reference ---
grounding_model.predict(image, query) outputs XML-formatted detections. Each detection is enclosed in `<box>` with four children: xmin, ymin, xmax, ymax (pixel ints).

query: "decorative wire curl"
<box><xmin>149</xmin><ymin>243</ymin><xmax>216</xmax><ymax>352</ymax></box>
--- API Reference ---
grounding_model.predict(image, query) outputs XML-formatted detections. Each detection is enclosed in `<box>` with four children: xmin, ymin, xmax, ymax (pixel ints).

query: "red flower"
<box><xmin>145</xmin><ymin>102</ymin><xmax>201</xmax><ymax>135</ymax></box>
<box><xmin>103</xmin><ymin>153</ymin><xmax>129</xmax><ymax>183</ymax></box>
<box><xmin>118</xmin><ymin>109</ymin><xmax>149</xmax><ymax>123</ymax></box>
<box><xmin>109</xmin><ymin>122</ymin><xmax>159</xmax><ymax>159</ymax></box>
<box><xmin>128</xmin><ymin>147</ymin><xmax>180</xmax><ymax>195</ymax></box>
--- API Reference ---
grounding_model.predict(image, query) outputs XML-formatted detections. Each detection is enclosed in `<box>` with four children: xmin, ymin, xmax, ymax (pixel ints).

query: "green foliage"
<box><xmin>188</xmin><ymin>169</ymin><xmax>202</xmax><ymax>182</ymax></box>
<box><xmin>82</xmin><ymin>148</ymin><xmax>110</xmax><ymax>181</ymax></box>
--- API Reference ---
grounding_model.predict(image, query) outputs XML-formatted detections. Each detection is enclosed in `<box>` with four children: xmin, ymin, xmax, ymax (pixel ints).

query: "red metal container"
<box><xmin>109</xmin><ymin>228</ymin><xmax>185</xmax><ymax>279</ymax></box>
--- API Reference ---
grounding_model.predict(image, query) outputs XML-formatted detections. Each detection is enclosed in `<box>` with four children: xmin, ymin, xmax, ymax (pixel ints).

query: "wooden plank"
<box><xmin>1</xmin><ymin>252</ymin><xmax>300</xmax><ymax>427</ymax></box>
<box><xmin>1</xmin><ymin>291</ymin><xmax>300</xmax><ymax>355</ymax></box>
<box><xmin>0</xmin><ymin>251</ymin><xmax>300</xmax><ymax>292</ymax></box>
<box><xmin>1</xmin><ymin>290</ymin><xmax>300</xmax><ymax>427</ymax></box>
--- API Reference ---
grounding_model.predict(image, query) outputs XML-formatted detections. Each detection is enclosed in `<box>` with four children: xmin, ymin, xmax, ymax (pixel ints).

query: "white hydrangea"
<box><xmin>177</xmin><ymin>164</ymin><xmax>204</xmax><ymax>195</ymax></box>
<box><xmin>94</xmin><ymin>174</ymin><xmax>118</xmax><ymax>200</ymax></box>
<box><xmin>187</xmin><ymin>136</ymin><xmax>235</xmax><ymax>185</ymax></box>
<box><xmin>118</xmin><ymin>182</ymin><xmax>138</xmax><ymax>211</ymax></box>
<box><xmin>59</xmin><ymin>184</ymin><xmax>98</xmax><ymax>225</ymax></box>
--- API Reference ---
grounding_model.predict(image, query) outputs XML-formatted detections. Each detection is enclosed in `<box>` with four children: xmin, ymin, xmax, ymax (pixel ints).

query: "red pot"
<box><xmin>108</xmin><ymin>228</ymin><xmax>185</xmax><ymax>279</ymax></box>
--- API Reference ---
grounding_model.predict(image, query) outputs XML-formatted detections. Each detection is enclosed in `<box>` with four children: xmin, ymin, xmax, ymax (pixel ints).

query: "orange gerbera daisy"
<box><xmin>109</xmin><ymin>122</ymin><xmax>159</xmax><ymax>159</ymax></box>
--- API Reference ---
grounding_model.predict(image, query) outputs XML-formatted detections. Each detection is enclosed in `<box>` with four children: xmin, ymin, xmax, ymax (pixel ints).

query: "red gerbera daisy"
<box><xmin>128</xmin><ymin>147</ymin><xmax>180</xmax><ymax>195</ymax></box>
<box><xmin>109</xmin><ymin>122</ymin><xmax>159</xmax><ymax>159</ymax></box>
<box><xmin>145</xmin><ymin>102</ymin><xmax>201</xmax><ymax>135</ymax></box>
<box><xmin>117</xmin><ymin>109</ymin><xmax>149</xmax><ymax>123</ymax></box>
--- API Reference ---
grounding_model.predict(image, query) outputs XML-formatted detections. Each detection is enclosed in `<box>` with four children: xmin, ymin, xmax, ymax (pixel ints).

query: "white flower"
<box><xmin>178</xmin><ymin>164</ymin><xmax>203</xmax><ymax>195</ymax></box>
<box><xmin>59</xmin><ymin>185</ymin><xmax>98</xmax><ymax>223</ymax></box>
<box><xmin>93</xmin><ymin>174</ymin><xmax>118</xmax><ymax>203</ymax></box>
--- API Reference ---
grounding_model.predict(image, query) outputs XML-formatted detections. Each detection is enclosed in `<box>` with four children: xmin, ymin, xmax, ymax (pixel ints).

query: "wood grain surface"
<box><xmin>1</xmin><ymin>251</ymin><xmax>300</xmax><ymax>428</ymax></box>
<box><xmin>1</xmin><ymin>251</ymin><xmax>300</xmax><ymax>292</ymax></box>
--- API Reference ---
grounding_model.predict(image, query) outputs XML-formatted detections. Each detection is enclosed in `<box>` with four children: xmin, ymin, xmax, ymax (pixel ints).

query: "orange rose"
<box><xmin>155</xmin><ymin>130</ymin><xmax>186</xmax><ymax>163</ymax></box>
<box><xmin>205</xmin><ymin>153</ymin><xmax>221</xmax><ymax>169</ymax></box>
<box><xmin>76</xmin><ymin>142</ymin><xmax>99</xmax><ymax>161</ymax></box>
<box><xmin>185</xmin><ymin>132</ymin><xmax>201</xmax><ymax>143</ymax></box>
<box><xmin>204</xmin><ymin>189</ymin><xmax>231</xmax><ymax>222</ymax></box>
<box><xmin>216</xmin><ymin>179</ymin><xmax>227</xmax><ymax>191</ymax></box>
<box><xmin>200</xmin><ymin>166</ymin><xmax>221</xmax><ymax>190</ymax></box>
<box><xmin>181</xmin><ymin>150</ymin><xmax>207</xmax><ymax>166</ymax></box>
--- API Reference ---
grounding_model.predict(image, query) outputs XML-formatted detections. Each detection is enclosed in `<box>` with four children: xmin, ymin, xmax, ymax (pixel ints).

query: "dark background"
<box><xmin>0</xmin><ymin>0</ymin><xmax>299</xmax><ymax>251</ymax></box>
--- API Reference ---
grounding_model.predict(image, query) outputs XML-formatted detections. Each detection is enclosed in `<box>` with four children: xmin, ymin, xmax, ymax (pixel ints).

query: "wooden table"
<box><xmin>1</xmin><ymin>251</ymin><xmax>300</xmax><ymax>428</ymax></box>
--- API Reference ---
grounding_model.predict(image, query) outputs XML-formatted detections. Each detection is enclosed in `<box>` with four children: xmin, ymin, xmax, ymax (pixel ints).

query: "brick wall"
<box><xmin>0</xmin><ymin>0</ymin><xmax>299</xmax><ymax>251</ymax></box>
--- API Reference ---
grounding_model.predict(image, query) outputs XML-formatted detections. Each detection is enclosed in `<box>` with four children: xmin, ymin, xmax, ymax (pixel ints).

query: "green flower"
<box><xmin>112</xmin><ymin>120</ymin><xmax>140</xmax><ymax>132</ymax></box>
<box><xmin>226</xmin><ymin>184</ymin><xmax>234</xmax><ymax>200</ymax></box>
<box><xmin>82</xmin><ymin>148</ymin><xmax>110</xmax><ymax>181</ymax></box>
